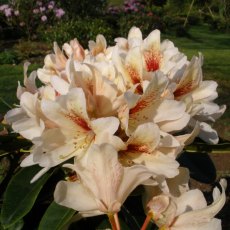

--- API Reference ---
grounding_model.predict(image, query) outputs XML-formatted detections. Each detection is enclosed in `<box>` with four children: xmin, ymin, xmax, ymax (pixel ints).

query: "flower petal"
<box><xmin>118</xmin><ymin>164</ymin><xmax>153</xmax><ymax>204</ymax></box>
<box><xmin>153</xmin><ymin>100</ymin><xmax>187</xmax><ymax>123</ymax></box>
<box><xmin>30</xmin><ymin>167</ymin><xmax>50</xmax><ymax>183</ymax></box>
<box><xmin>158</xmin><ymin>113</ymin><xmax>190</xmax><ymax>133</ymax></box>
<box><xmin>166</xmin><ymin>167</ymin><xmax>190</xmax><ymax>197</ymax></box>
<box><xmin>54</xmin><ymin>181</ymin><xmax>98</xmax><ymax>212</ymax></box>
<box><xmin>91</xmin><ymin>117</ymin><xmax>119</xmax><ymax>136</ymax></box>
<box><xmin>174</xmin><ymin>56</ymin><xmax>202</xmax><ymax>98</ymax></box>
<box><xmin>50</xmin><ymin>76</ymin><xmax>69</xmax><ymax>95</ymax></box>
<box><xmin>175</xmin><ymin>189</ymin><xmax>207</xmax><ymax>216</ymax></box>
<box><xmin>171</xmin><ymin>218</ymin><xmax>221</xmax><ymax>230</ymax></box>
<box><xmin>192</xmin><ymin>81</ymin><xmax>218</xmax><ymax>102</ymax></box>
<box><xmin>12</xmin><ymin>117</ymin><xmax>44</xmax><ymax>140</ymax></box>
<box><xmin>130</xmin><ymin>152</ymin><xmax>179</xmax><ymax>178</ymax></box>
<box><xmin>173</xmin><ymin>180</ymin><xmax>226</xmax><ymax>226</ymax></box>
<box><xmin>125</xmin><ymin>47</ymin><xmax>143</xmax><ymax>86</ymax></box>
<box><xmin>127</xmin><ymin>122</ymin><xmax>160</xmax><ymax>152</ymax></box>
<box><xmin>199</xmin><ymin>122</ymin><xmax>219</xmax><ymax>144</ymax></box>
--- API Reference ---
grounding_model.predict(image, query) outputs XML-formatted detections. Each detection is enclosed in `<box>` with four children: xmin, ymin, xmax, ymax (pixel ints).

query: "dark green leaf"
<box><xmin>38</xmin><ymin>201</ymin><xmax>75</xmax><ymax>230</ymax></box>
<box><xmin>0</xmin><ymin>134</ymin><xmax>32</xmax><ymax>153</ymax></box>
<box><xmin>0</xmin><ymin>165</ymin><xmax>53</xmax><ymax>228</ymax></box>
<box><xmin>7</xmin><ymin>219</ymin><xmax>24</xmax><ymax>230</ymax></box>
<box><xmin>178</xmin><ymin>151</ymin><xmax>216</xmax><ymax>183</ymax></box>
<box><xmin>0</xmin><ymin>157</ymin><xmax>10</xmax><ymax>185</ymax></box>
<box><xmin>96</xmin><ymin>217</ymin><xmax>130</xmax><ymax>230</ymax></box>
<box><xmin>96</xmin><ymin>218</ymin><xmax>110</xmax><ymax>229</ymax></box>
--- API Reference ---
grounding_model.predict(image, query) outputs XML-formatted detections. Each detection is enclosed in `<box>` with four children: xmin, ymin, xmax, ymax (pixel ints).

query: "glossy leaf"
<box><xmin>0</xmin><ymin>157</ymin><xmax>10</xmax><ymax>185</ymax></box>
<box><xmin>178</xmin><ymin>151</ymin><xmax>216</xmax><ymax>183</ymax></box>
<box><xmin>38</xmin><ymin>201</ymin><xmax>75</xmax><ymax>230</ymax></box>
<box><xmin>0</xmin><ymin>165</ymin><xmax>52</xmax><ymax>228</ymax></box>
<box><xmin>7</xmin><ymin>219</ymin><xmax>24</xmax><ymax>230</ymax></box>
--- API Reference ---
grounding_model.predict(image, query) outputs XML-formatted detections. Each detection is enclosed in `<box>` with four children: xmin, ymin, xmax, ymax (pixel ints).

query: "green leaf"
<box><xmin>0</xmin><ymin>165</ymin><xmax>53</xmax><ymax>228</ymax></box>
<box><xmin>38</xmin><ymin>202</ymin><xmax>75</xmax><ymax>230</ymax></box>
<box><xmin>0</xmin><ymin>157</ymin><xmax>10</xmax><ymax>185</ymax></box>
<box><xmin>97</xmin><ymin>217</ymin><xmax>130</xmax><ymax>230</ymax></box>
<box><xmin>178</xmin><ymin>151</ymin><xmax>216</xmax><ymax>183</ymax></box>
<box><xmin>7</xmin><ymin>219</ymin><xmax>24</xmax><ymax>230</ymax></box>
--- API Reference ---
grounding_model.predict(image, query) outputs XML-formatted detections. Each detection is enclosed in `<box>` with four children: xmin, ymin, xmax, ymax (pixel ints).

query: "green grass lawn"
<box><xmin>0</xmin><ymin>25</ymin><xmax>229</xmax><ymax>139</ymax></box>
<box><xmin>0</xmin><ymin>64</ymin><xmax>41</xmax><ymax>114</ymax></box>
<box><xmin>0</xmin><ymin>65</ymin><xmax>25</xmax><ymax>112</ymax></box>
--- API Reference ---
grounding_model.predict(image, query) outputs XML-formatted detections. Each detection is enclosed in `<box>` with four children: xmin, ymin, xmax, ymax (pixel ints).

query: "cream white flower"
<box><xmin>37</xmin><ymin>42</ymin><xmax>67</xmax><ymax>84</ymax></box>
<box><xmin>173</xmin><ymin>54</ymin><xmax>226</xmax><ymax>143</ymax></box>
<box><xmin>118</xmin><ymin>72</ymin><xmax>190</xmax><ymax>135</ymax></box>
<box><xmin>115</xmin><ymin>27</ymin><xmax>187</xmax><ymax>78</ymax></box>
<box><xmin>119</xmin><ymin>122</ymin><xmax>181</xmax><ymax>178</ymax></box>
<box><xmin>5</xmin><ymin>92</ymin><xmax>45</xmax><ymax>140</ymax></box>
<box><xmin>88</xmin><ymin>34</ymin><xmax>107</xmax><ymax>57</ymax></box>
<box><xmin>21</xmin><ymin>88</ymin><xmax>122</xmax><ymax>171</ymax></box>
<box><xmin>63</xmin><ymin>38</ymin><xmax>85</xmax><ymax>61</ymax></box>
<box><xmin>87</xmin><ymin>34</ymin><xmax>114</xmax><ymax>62</ymax></box>
<box><xmin>4</xmin><ymin>28</ymin><xmax>226</xmax><ymax>223</ymax></box>
<box><xmin>17</xmin><ymin>62</ymin><xmax>38</xmax><ymax>99</ymax></box>
<box><xmin>145</xmin><ymin>176</ymin><xmax>227</xmax><ymax>230</ymax></box>
<box><xmin>54</xmin><ymin>143</ymin><xmax>153</xmax><ymax>217</ymax></box>
<box><xmin>112</xmin><ymin>45</ymin><xmax>145</xmax><ymax>92</ymax></box>
<box><xmin>66</xmin><ymin>62</ymin><xmax>125</xmax><ymax>117</ymax></box>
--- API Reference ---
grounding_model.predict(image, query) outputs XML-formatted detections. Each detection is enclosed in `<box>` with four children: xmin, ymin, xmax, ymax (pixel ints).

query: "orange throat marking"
<box><xmin>126</xmin><ymin>65</ymin><xmax>141</xmax><ymax>85</ymax></box>
<box><xmin>174</xmin><ymin>81</ymin><xmax>194</xmax><ymax>98</ymax></box>
<box><xmin>127</xmin><ymin>144</ymin><xmax>150</xmax><ymax>153</ymax></box>
<box><xmin>144</xmin><ymin>51</ymin><xmax>161</xmax><ymax>72</ymax></box>
<box><xmin>66</xmin><ymin>113</ymin><xmax>91</xmax><ymax>131</ymax></box>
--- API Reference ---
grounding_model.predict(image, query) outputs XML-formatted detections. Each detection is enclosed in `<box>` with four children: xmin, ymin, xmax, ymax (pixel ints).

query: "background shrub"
<box><xmin>13</xmin><ymin>41</ymin><xmax>51</xmax><ymax>62</ymax></box>
<box><xmin>39</xmin><ymin>17</ymin><xmax>115</xmax><ymax>47</ymax></box>
<box><xmin>59</xmin><ymin>0</ymin><xmax>107</xmax><ymax>18</ymax></box>
<box><xmin>0</xmin><ymin>0</ymin><xmax>66</xmax><ymax>39</ymax></box>
<box><xmin>0</xmin><ymin>50</ymin><xmax>18</xmax><ymax>64</ymax></box>
<box><xmin>118</xmin><ymin>13</ymin><xmax>165</xmax><ymax>37</ymax></box>
<box><xmin>210</xmin><ymin>16</ymin><xmax>229</xmax><ymax>32</ymax></box>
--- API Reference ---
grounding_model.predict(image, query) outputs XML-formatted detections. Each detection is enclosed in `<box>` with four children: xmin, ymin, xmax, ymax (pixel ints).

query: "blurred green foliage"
<box><xmin>38</xmin><ymin>17</ymin><xmax>115</xmax><ymax>47</ymax></box>
<box><xmin>59</xmin><ymin>0</ymin><xmax>107</xmax><ymax>17</ymax></box>
<box><xmin>0</xmin><ymin>50</ymin><xmax>18</xmax><ymax>65</ymax></box>
<box><xmin>0</xmin><ymin>0</ymin><xmax>229</xmax><ymax>46</ymax></box>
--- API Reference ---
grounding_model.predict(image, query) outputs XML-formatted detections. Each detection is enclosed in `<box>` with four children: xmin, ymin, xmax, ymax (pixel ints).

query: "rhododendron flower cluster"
<box><xmin>5</xmin><ymin>27</ymin><xmax>226</xmax><ymax>229</ymax></box>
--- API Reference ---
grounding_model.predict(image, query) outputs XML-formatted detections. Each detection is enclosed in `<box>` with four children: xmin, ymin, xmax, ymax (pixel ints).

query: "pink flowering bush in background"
<box><xmin>0</xmin><ymin>0</ymin><xmax>65</xmax><ymax>39</ymax></box>
<box><xmin>107</xmin><ymin>0</ymin><xmax>145</xmax><ymax>15</ymax></box>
